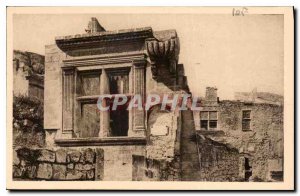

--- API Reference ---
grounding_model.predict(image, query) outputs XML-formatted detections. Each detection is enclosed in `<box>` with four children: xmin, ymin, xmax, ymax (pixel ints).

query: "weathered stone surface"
<box><xmin>67</xmin><ymin>163</ymin><xmax>74</xmax><ymax>170</ymax></box>
<box><xmin>37</xmin><ymin>163</ymin><xmax>53</xmax><ymax>179</ymax></box>
<box><xmin>86</xmin><ymin>170</ymin><xmax>95</xmax><ymax>180</ymax></box>
<box><xmin>95</xmin><ymin>148</ymin><xmax>104</xmax><ymax>181</ymax></box>
<box><xmin>13</xmin><ymin>150</ymin><xmax>20</xmax><ymax>165</ymax></box>
<box><xmin>52</xmin><ymin>164</ymin><xmax>67</xmax><ymax>180</ymax></box>
<box><xmin>66</xmin><ymin>170</ymin><xmax>86</xmax><ymax>180</ymax></box>
<box><xmin>56</xmin><ymin>149</ymin><xmax>67</xmax><ymax>163</ymax></box>
<box><xmin>75</xmin><ymin>163</ymin><xmax>94</xmax><ymax>171</ymax></box>
<box><xmin>13</xmin><ymin>166</ymin><xmax>23</xmax><ymax>178</ymax></box>
<box><xmin>37</xmin><ymin>149</ymin><xmax>55</xmax><ymax>163</ymax></box>
<box><xmin>68</xmin><ymin>151</ymin><xmax>81</xmax><ymax>163</ymax></box>
<box><xmin>26</xmin><ymin>165</ymin><xmax>37</xmax><ymax>179</ymax></box>
<box><xmin>83</xmin><ymin>148</ymin><xmax>95</xmax><ymax>163</ymax></box>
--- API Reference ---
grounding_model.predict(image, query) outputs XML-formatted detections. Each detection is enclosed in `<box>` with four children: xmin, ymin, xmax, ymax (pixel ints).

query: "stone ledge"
<box><xmin>196</xmin><ymin>130</ymin><xmax>225</xmax><ymax>136</ymax></box>
<box><xmin>55</xmin><ymin>137</ymin><xmax>147</xmax><ymax>147</ymax></box>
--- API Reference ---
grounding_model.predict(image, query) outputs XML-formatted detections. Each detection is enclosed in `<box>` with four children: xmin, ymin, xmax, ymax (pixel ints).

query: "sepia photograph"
<box><xmin>6</xmin><ymin>6</ymin><xmax>294</xmax><ymax>190</ymax></box>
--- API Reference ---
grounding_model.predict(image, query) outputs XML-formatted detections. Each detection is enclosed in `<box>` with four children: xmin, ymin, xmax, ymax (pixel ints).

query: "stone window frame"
<box><xmin>73</xmin><ymin>66</ymin><xmax>134</xmax><ymax>138</ymax></box>
<box><xmin>242</xmin><ymin>110</ymin><xmax>252</xmax><ymax>131</ymax></box>
<box><xmin>200</xmin><ymin>111</ymin><xmax>218</xmax><ymax>131</ymax></box>
<box><xmin>57</xmin><ymin>53</ymin><xmax>147</xmax><ymax>146</ymax></box>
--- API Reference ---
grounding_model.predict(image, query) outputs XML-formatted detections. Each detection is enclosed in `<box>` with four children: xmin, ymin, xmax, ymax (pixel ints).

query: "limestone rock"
<box><xmin>26</xmin><ymin>165</ymin><xmax>37</xmax><ymax>179</ymax></box>
<box><xmin>56</xmin><ymin>149</ymin><xmax>67</xmax><ymax>163</ymax></box>
<box><xmin>83</xmin><ymin>148</ymin><xmax>95</xmax><ymax>163</ymax></box>
<box><xmin>37</xmin><ymin>163</ymin><xmax>53</xmax><ymax>179</ymax></box>
<box><xmin>13</xmin><ymin>166</ymin><xmax>23</xmax><ymax>178</ymax></box>
<box><xmin>67</xmin><ymin>163</ymin><xmax>74</xmax><ymax>170</ymax></box>
<box><xmin>52</xmin><ymin>164</ymin><xmax>66</xmax><ymax>180</ymax></box>
<box><xmin>75</xmin><ymin>163</ymin><xmax>94</xmax><ymax>171</ymax></box>
<box><xmin>66</xmin><ymin>170</ymin><xmax>86</xmax><ymax>180</ymax></box>
<box><xmin>37</xmin><ymin>149</ymin><xmax>55</xmax><ymax>163</ymax></box>
<box><xmin>68</xmin><ymin>151</ymin><xmax>81</xmax><ymax>163</ymax></box>
<box><xmin>86</xmin><ymin>170</ymin><xmax>95</xmax><ymax>180</ymax></box>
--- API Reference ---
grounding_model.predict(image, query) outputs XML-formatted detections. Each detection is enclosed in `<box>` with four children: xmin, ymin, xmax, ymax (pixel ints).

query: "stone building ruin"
<box><xmin>13</xmin><ymin>18</ymin><xmax>283</xmax><ymax>182</ymax></box>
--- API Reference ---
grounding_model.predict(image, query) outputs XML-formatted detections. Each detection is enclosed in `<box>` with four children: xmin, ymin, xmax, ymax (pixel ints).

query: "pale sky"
<box><xmin>13</xmin><ymin>14</ymin><xmax>283</xmax><ymax>99</ymax></box>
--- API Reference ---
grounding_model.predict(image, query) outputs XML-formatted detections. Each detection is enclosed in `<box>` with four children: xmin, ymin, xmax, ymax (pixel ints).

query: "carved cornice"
<box><xmin>56</xmin><ymin>27</ymin><xmax>153</xmax><ymax>51</ymax></box>
<box><xmin>62</xmin><ymin>52</ymin><xmax>146</xmax><ymax>67</ymax></box>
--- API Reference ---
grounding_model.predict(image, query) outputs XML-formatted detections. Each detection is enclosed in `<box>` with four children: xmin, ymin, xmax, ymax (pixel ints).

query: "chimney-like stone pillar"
<box><xmin>205</xmin><ymin>87</ymin><xmax>218</xmax><ymax>103</ymax></box>
<box><xmin>86</xmin><ymin>17</ymin><xmax>106</xmax><ymax>33</ymax></box>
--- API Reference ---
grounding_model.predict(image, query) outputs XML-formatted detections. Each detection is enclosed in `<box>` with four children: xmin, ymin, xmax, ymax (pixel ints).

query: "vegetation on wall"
<box><xmin>13</xmin><ymin>95</ymin><xmax>45</xmax><ymax>148</ymax></box>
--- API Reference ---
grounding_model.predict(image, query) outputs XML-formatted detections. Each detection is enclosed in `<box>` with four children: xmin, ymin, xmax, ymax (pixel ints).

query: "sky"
<box><xmin>13</xmin><ymin>14</ymin><xmax>283</xmax><ymax>99</ymax></box>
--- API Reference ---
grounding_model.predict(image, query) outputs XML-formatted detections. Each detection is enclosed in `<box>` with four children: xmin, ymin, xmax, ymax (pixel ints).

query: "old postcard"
<box><xmin>6</xmin><ymin>7</ymin><xmax>294</xmax><ymax>190</ymax></box>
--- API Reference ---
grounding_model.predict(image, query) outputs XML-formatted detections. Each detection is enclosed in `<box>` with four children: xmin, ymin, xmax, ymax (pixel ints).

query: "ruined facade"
<box><xmin>13</xmin><ymin>50</ymin><xmax>44</xmax><ymax>101</ymax></box>
<box><xmin>193</xmin><ymin>87</ymin><xmax>284</xmax><ymax>181</ymax></box>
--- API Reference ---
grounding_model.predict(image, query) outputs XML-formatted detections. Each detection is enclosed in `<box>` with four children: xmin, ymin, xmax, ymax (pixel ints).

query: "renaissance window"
<box><xmin>200</xmin><ymin>111</ymin><xmax>218</xmax><ymax>130</ymax></box>
<box><xmin>60</xmin><ymin>56</ymin><xmax>147</xmax><ymax>142</ymax></box>
<box><xmin>242</xmin><ymin>110</ymin><xmax>251</xmax><ymax>131</ymax></box>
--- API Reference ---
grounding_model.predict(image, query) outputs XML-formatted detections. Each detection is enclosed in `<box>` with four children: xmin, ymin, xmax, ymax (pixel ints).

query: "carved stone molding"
<box><xmin>146</xmin><ymin>37</ymin><xmax>180</xmax><ymax>79</ymax></box>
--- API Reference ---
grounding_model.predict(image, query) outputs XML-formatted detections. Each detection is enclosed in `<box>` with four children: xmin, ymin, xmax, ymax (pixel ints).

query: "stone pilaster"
<box><xmin>130</xmin><ymin>59</ymin><xmax>146</xmax><ymax>137</ymax></box>
<box><xmin>62</xmin><ymin>67</ymin><xmax>75</xmax><ymax>138</ymax></box>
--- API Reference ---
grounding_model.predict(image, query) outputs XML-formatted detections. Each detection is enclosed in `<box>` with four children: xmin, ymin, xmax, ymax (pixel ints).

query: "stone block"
<box><xmin>86</xmin><ymin>170</ymin><xmax>95</xmax><ymax>180</ymax></box>
<box><xmin>37</xmin><ymin>149</ymin><xmax>55</xmax><ymax>163</ymax></box>
<box><xmin>52</xmin><ymin>164</ymin><xmax>67</xmax><ymax>180</ymax></box>
<box><xmin>26</xmin><ymin>165</ymin><xmax>37</xmax><ymax>179</ymax></box>
<box><xmin>13</xmin><ymin>165</ymin><xmax>23</xmax><ymax>178</ymax></box>
<box><xmin>66</xmin><ymin>170</ymin><xmax>86</xmax><ymax>180</ymax></box>
<box><xmin>68</xmin><ymin>151</ymin><xmax>81</xmax><ymax>163</ymax></box>
<box><xmin>67</xmin><ymin>163</ymin><xmax>74</xmax><ymax>170</ymax></box>
<box><xmin>56</xmin><ymin>149</ymin><xmax>67</xmax><ymax>163</ymax></box>
<box><xmin>83</xmin><ymin>148</ymin><xmax>95</xmax><ymax>163</ymax></box>
<box><xmin>37</xmin><ymin>163</ymin><xmax>53</xmax><ymax>179</ymax></box>
<box><xmin>75</xmin><ymin>163</ymin><xmax>94</xmax><ymax>171</ymax></box>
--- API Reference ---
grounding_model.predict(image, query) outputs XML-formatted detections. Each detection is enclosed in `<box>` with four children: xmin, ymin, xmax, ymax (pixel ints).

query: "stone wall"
<box><xmin>196</xmin><ymin>135</ymin><xmax>240</xmax><ymax>181</ymax></box>
<box><xmin>193</xmin><ymin>100</ymin><xmax>284</xmax><ymax>181</ymax></box>
<box><xmin>13</xmin><ymin>50</ymin><xmax>44</xmax><ymax>101</ymax></box>
<box><xmin>132</xmin><ymin>155</ymin><xmax>180</xmax><ymax>181</ymax></box>
<box><xmin>13</xmin><ymin>95</ymin><xmax>45</xmax><ymax>148</ymax></box>
<box><xmin>13</xmin><ymin>147</ymin><xmax>104</xmax><ymax>181</ymax></box>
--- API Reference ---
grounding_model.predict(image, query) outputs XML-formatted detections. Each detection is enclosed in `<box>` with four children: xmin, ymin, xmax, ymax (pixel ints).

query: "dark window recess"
<box><xmin>242</xmin><ymin>110</ymin><xmax>251</xmax><ymax>131</ymax></box>
<box><xmin>242</xmin><ymin>110</ymin><xmax>251</xmax><ymax>119</ymax></box>
<box><xmin>106</xmin><ymin>68</ymin><xmax>130</xmax><ymax>136</ymax></box>
<box><xmin>242</xmin><ymin>119</ymin><xmax>251</xmax><ymax>130</ymax></box>
<box><xmin>110</xmin><ymin>106</ymin><xmax>129</xmax><ymax>136</ymax></box>
<box><xmin>209</xmin><ymin>120</ymin><xmax>217</xmax><ymax>128</ymax></box>
<box><xmin>244</xmin><ymin>157</ymin><xmax>252</xmax><ymax>181</ymax></box>
<box><xmin>107</xmin><ymin>69</ymin><xmax>130</xmax><ymax>94</ymax></box>
<box><xmin>200</xmin><ymin>120</ymin><xmax>208</xmax><ymax>130</ymax></box>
